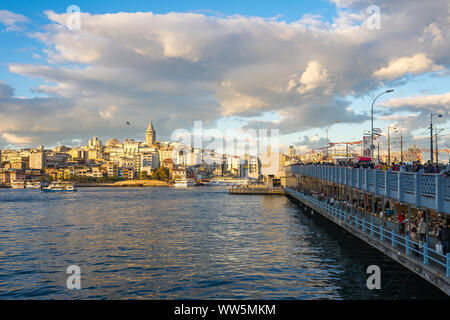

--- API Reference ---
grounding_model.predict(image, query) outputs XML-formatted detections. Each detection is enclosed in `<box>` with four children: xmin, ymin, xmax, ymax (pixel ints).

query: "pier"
<box><xmin>229</xmin><ymin>186</ymin><xmax>285</xmax><ymax>195</ymax></box>
<box><xmin>284</xmin><ymin>164</ymin><xmax>450</xmax><ymax>296</ymax></box>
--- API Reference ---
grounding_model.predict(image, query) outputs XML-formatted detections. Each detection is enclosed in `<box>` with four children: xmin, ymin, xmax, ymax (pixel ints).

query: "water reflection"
<box><xmin>0</xmin><ymin>187</ymin><xmax>447</xmax><ymax>299</ymax></box>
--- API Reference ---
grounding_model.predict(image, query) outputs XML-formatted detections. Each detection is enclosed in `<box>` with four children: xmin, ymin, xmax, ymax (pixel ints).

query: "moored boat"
<box><xmin>41</xmin><ymin>182</ymin><xmax>77</xmax><ymax>192</ymax></box>
<box><xmin>10</xmin><ymin>180</ymin><xmax>25</xmax><ymax>189</ymax></box>
<box><xmin>173</xmin><ymin>178</ymin><xmax>196</xmax><ymax>188</ymax></box>
<box><xmin>25</xmin><ymin>180</ymin><xmax>42</xmax><ymax>189</ymax></box>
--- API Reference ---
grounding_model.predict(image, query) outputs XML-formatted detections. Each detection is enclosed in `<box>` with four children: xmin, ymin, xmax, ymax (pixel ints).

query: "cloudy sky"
<box><xmin>0</xmin><ymin>0</ymin><xmax>449</xmax><ymax>158</ymax></box>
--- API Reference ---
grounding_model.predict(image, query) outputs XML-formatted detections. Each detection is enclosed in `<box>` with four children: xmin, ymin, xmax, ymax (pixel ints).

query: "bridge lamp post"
<box><xmin>326</xmin><ymin>120</ymin><xmax>340</xmax><ymax>161</ymax></box>
<box><xmin>387</xmin><ymin>126</ymin><xmax>397</xmax><ymax>165</ymax></box>
<box><xmin>430</xmin><ymin>113</ymin><xmax>442</xmax><ymax>165</ymax></box>
<box><xmin>371</xmin><ymin>90</ymin><xmax>394</xmax><ymax>162</ymax></box>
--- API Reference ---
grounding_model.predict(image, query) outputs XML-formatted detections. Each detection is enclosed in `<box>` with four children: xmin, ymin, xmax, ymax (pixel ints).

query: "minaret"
<box><xmin>146</xmin><ymin>120</ymin><xmax>156</xmax><ymax>145</ymax></box>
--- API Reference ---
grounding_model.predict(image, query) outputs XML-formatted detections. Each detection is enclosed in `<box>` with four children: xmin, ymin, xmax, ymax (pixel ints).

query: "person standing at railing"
<box><xmin>437</xmin><ymin>224</ymin><xmax>445</xmax><ymax>254</ymax></box>
<box><xmin>418</xmin><ymin>214</ymin><xmax>427</xmax><ymax>244</ymax></box>
<box><xmin>441</xmin><ymin>222</ymin><xmax>450</xmax><ymax>255</ymax></box>
<box><xmin>410</xmin><ymin>227</ymin><xmax>420</xmax><ymax>257</ymax></box>
<box><xmin>398</xmin><ymin>211</ymin><xmax>406</xmax><ymax>235</ymax></box>
<box><xmin>441</xmin><ymin>162</ymin><xmax>450</xmax><ymax>176</ymax></box>
<box><xmin>399</xmin><ymin>162</ymin><xmax>407</xmax><ymax>172</ymax></box>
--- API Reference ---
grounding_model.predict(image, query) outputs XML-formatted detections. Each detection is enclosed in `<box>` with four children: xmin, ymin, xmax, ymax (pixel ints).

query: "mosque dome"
<box><xmin>105</xmin><ymin>138</ymin><xmax>120</xmax><ymax>147</ymax></box>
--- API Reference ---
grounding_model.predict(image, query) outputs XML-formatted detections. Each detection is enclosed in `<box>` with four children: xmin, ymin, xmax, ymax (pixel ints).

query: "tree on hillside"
<box><xmin>139</xmin><ymin>171</ymin><xmax>149</xmax><ymax>180</ymax></box>
<box><xmin>151</xmin><ymin>167</ymin><xmax>169</xmax><ymax>181</ymax></box>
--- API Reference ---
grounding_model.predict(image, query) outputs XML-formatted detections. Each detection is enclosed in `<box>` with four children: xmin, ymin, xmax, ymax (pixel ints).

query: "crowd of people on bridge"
<box><xmin>296</xmin><ymin>185</ymin><xmax>450</xmax><ymax>257</ymax></box>
<box><xmin>301</xmin><ymin>160</ymin><xmax>450</xmax><ymax>175</ymax></box>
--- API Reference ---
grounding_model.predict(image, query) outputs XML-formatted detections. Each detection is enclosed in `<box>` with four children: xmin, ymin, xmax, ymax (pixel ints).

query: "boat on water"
<box><xmin>173</xmin><ymin>178</ymin><xmax>196</xmax><ymax>188</ymax></box>
<box><xmin>41</xmin><ymin>182</ymin><xmax>77</xmax><ymax>192</ymax></box>
<box><xmin>10</xmin><ymin>180</ymin><xmax>25</xmax><ymax>189</ymax></box>
<box><xmin>206</xmin><ymin>178</ymin><xmax>250</xmax><ymax>186</ymax></box>
<box><xmin>25</xmin><ymin>180</ymin><xmax>42</xmax><ymax>189</ymax></box>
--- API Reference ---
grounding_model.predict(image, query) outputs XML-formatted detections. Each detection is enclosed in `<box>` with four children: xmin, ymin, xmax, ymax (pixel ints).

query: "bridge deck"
<box><xmin>286</xmin><ymin>165</ymin><xmax>450</xmax><ymax>214</ymax></box>
<box><xmin>285</xmin><ymin>188</ymin><xmax>450</xmax><ymax>296</ymax></box>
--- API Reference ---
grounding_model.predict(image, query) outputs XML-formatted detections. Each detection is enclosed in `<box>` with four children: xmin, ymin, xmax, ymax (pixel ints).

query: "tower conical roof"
<box><xmin>147</xmin><ymin>120</ymin><xmax>155</xmax><ymax>132</ymax></box>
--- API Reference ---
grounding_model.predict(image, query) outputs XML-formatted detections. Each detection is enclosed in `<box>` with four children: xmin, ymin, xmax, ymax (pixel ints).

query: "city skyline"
<box><xmin>0</xmin><ymin>0</ymin><xmax>449</xmax><ymax>153</ymax></box>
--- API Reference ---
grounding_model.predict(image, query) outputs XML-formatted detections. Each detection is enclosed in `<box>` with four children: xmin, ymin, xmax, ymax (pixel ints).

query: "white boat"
<box><xmin>25</xmin><ymin>181</ymin><xmax>42</xmax><ymax>189</ymax></box>
<box><xmin>10</xmin><ymin>180</ymin><xmax>25</xmax><ymax>189</ymax></box>
<box><xmin>42</xmin><ymin>182</ymin><xmax>77</xmax><ymax>192</ymax></box>
<box><xmin>174</xmin><ymin>178</ymin><xmax>196</xmax><ymax>188</ymax></box>
<box><xmin>207</xmin><ymin>178</ymin><xmax>250</xmax><ymax>186</ymax></box>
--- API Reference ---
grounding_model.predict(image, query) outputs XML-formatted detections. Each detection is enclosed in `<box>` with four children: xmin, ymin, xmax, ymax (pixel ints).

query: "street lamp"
<box><xmin>387</xmin><ymin>125</ymin><xmax>397</xmax><ymax>165</ymax></box>
<box><xmin>371</xmin><ymin>89</ymin><xmax>394</xmax><ymax>161</ymax></box>
<box><xmin>326</xmin><ymin>120</ymin><xmax>340</xmax><ymax>160</ymax></box>
<box><xmin>430</xmin><ymin>113</ymin><xmax>442</xmax><ymax>165</ymax></box>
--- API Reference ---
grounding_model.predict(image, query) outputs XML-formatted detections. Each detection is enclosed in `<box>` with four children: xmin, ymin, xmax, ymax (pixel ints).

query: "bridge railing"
<box><xmin>286</xmin><ymin>188</ymin><xmax>450</xmax><ymax>278</ymax></box>
<box><xmin>286</xmin><ymin>165</ymin><xmax>450</xmax><ymax>214</ymax></box>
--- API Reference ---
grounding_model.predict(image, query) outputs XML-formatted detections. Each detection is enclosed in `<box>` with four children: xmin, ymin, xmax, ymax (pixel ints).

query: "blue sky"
<box><xmin>0</xmin><ymin>0</ymin><xmax>449</xmax><ymax>155</ymax></box>
<box><xmin>1</xmin><ymin>0</ymin><xmax>335</xmax><ymax>97</ymax></box>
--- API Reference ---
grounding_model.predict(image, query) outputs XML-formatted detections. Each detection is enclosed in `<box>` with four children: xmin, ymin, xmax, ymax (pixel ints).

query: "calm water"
<box><xmin>0</xmin><ymin>187</ymin><xmax>447</xmax><ymax>299</ymax></box>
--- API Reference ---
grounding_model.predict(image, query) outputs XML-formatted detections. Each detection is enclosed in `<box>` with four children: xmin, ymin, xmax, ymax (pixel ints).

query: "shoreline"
<box><xmin>74</xmin><ymin>180</ymin><xmax>170</xmax><ymax>188</ymax></box>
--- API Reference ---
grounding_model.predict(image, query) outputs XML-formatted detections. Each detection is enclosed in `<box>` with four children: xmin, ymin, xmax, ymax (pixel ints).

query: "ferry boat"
<box><xmin>25</xmin><ymin>180</ymin><xmax>42</xmax><ymax>189</ymax></box>
<box><xmin>173</xmin><ymin>178</ymin><xmax>196</xmax><ymax>188</ymax></box>
<box><xmin>206</xmin><ymin>178</ymin><xmax>250</xmax><ymax>186</ymax></box>
<box><xmin>10</xmin><ymin>180</ymin><xmax>25</xmax><ymax>189</ymax></box>
<box><xmin>41</xmin><ymin>182</ymin><xmax>77</xmax><ymax>192</ymax></box>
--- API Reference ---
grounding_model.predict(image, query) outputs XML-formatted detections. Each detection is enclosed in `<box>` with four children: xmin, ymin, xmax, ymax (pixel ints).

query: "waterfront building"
<box><xmin>57</xmin><ymin>168</ymin><xmax>71</xmax><ymax>180</ymax></box>
<box><xmin>68</xmin><ymin>149</ymin><xmax>87</xmax><ymax>162</ymax></box>
<box><xmin>46</xmin><ymin>153</ymin><xmax>70</xmax><ymax>168</ymax></box>
<box><xmin>0</xmin><ymin>170</ymin><xmax>10</xmax><ymax>184</ymax></box>
<box><xmin>260</xmin><ymin>147</ymin><xmax>285</xmax><ymax>177</ymax></box>
<box><xmin>170</xmin><ymin>167</ymin><xmax>187</xmax><ymax>180</ymax></box>
<box><xmin>104</xmin><ymin>162</ymin><xmax>119</xmax><ymax>178</ymax></box>
<box><xmin>10</xmin><ymin>170</ymin><xmax>26</xmax><ymax>183</ymax></box>
<box><xmin>140</xmin><ymin>152</ymin><xmax>160</xmax><ymax>175</ymax></box>
<box><xmin>287</xmin><ymin>145</ymin><xmax>296</xmax><ymax>157</ymax></box>
<box><xmin>404</xmin><ymin>145</ymin><xmax>423</xmax><ymax>163</ymax></box>
<box><xmin>91</xmin><ymin>166</ymin><xmax>104</xmax><ymax>178</ymax></box>
<box><xmin>54</xmin><ymin>145</ymin><xmax>70</xmax><ymax>153</ymax></box>
<box><xmin>44</xmin><ymin>168</ymin><xmax>58</xmax><ymax>180</ymax></box>
<box><xmin>29</xmin><ymin>152</ymin><xmax>46</xmax><ymax>170</ymax></box>
<box><xmin>8</xmin><ymin>155</ymin><xmax>28</xmax><ymax>170</ymax></box>
<box><xmin>162</xmin><ymin>158</ymin><xmax>174</xmax><ymax>169</ymax></box>
<box><xmin>158</xmin><ymin>147</ymin><xmax>174</xmax><ymax>166</ymax></box>
<box><xmin>123</xmin><ymin>139</ymin><xmax>140</xmax><ymax>155</ymax></box>
<box><xmin>245</xmin><ymin>154</ymin><xmax>260</xmax><ymax>180</ymax></box>
<box><xmin>88</xmin><ymin>136</ymin><xmax>102</xmax><ymax>148</ymax></box>
<box><xmin>105</xmin><ymin>138</ymin><xmax>120</xmax><ymax>148</ymax></box>
<box><xmin>88</xmin><ymin>149</ymin><xmax>104</xmax><ymax>161</ymax></box>
<box><xmin>118</xmin><ymin>167</ymin><xmax>134</xmax><ymax>180</ymax></box>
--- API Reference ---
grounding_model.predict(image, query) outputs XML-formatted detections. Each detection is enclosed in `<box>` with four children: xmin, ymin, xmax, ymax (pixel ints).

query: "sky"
<box><xmin>0</xmin><ymin>0</ymin><xmax>449</xmax><ymax>158</ymax></box>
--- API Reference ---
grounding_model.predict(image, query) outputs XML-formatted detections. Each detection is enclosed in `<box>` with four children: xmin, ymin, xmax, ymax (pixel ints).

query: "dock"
<box><xmin>229</xmin><ymin>186</ymin><xmax>285</xmax><ymax>195</ymax></box>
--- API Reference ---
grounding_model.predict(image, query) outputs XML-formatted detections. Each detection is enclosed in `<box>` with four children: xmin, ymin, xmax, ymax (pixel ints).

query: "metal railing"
<box><xmin>286</xmin><ymin>165</ymin><xmax>450</xmax><ymax>214</ymax></box>
<box><xmin>286</xmin><ymin>188</ymin><xmax>450</xmax><ymax>278</ymax></box>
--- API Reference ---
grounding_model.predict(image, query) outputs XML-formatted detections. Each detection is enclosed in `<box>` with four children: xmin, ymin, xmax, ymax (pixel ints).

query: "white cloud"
<box><xmin>0</xmin><ymin>81</ymin><xmax>14</xmax><ymax>98</ymax></box>
<box><xmin>420</xmin><ymin>23</ymin><xmax>445</xmax><ymax>46</ymax></box>
<box><xmin>382</xmin><ymin>92</ymin><xmax>450</xmax><ymax>110</ymax></box>
<box><xmin>2</xmin><ymin>0</ymin><xmax>450</xmax><ymax>147</ymax></box>
<box><xmin>287</xmin><ymin>61</ymin><xmax>332</xmax><ymax>95</ymax></box>
<box><xmin>99</xmin><ymin>105</ymin><xmax>118</xmax><ymax>120</ymax></box>
<box><xmin>1</xmin><ymin>133</ymin><xmax>34</xmax><ymax>145</ymax></box>
<box><xmin>373</xmin><ymin>53</ymin><xmax>444</xmax><ymax>80</ymax></box>
<box><xmin>379</xmin><ymin>93</ymin><xmax>450</xmax><ymax>133</ymax></box>
<box><xmin>0</xmin><ymin>10</ymin><xmax>29</xmax><ymax>31</ymax></box>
